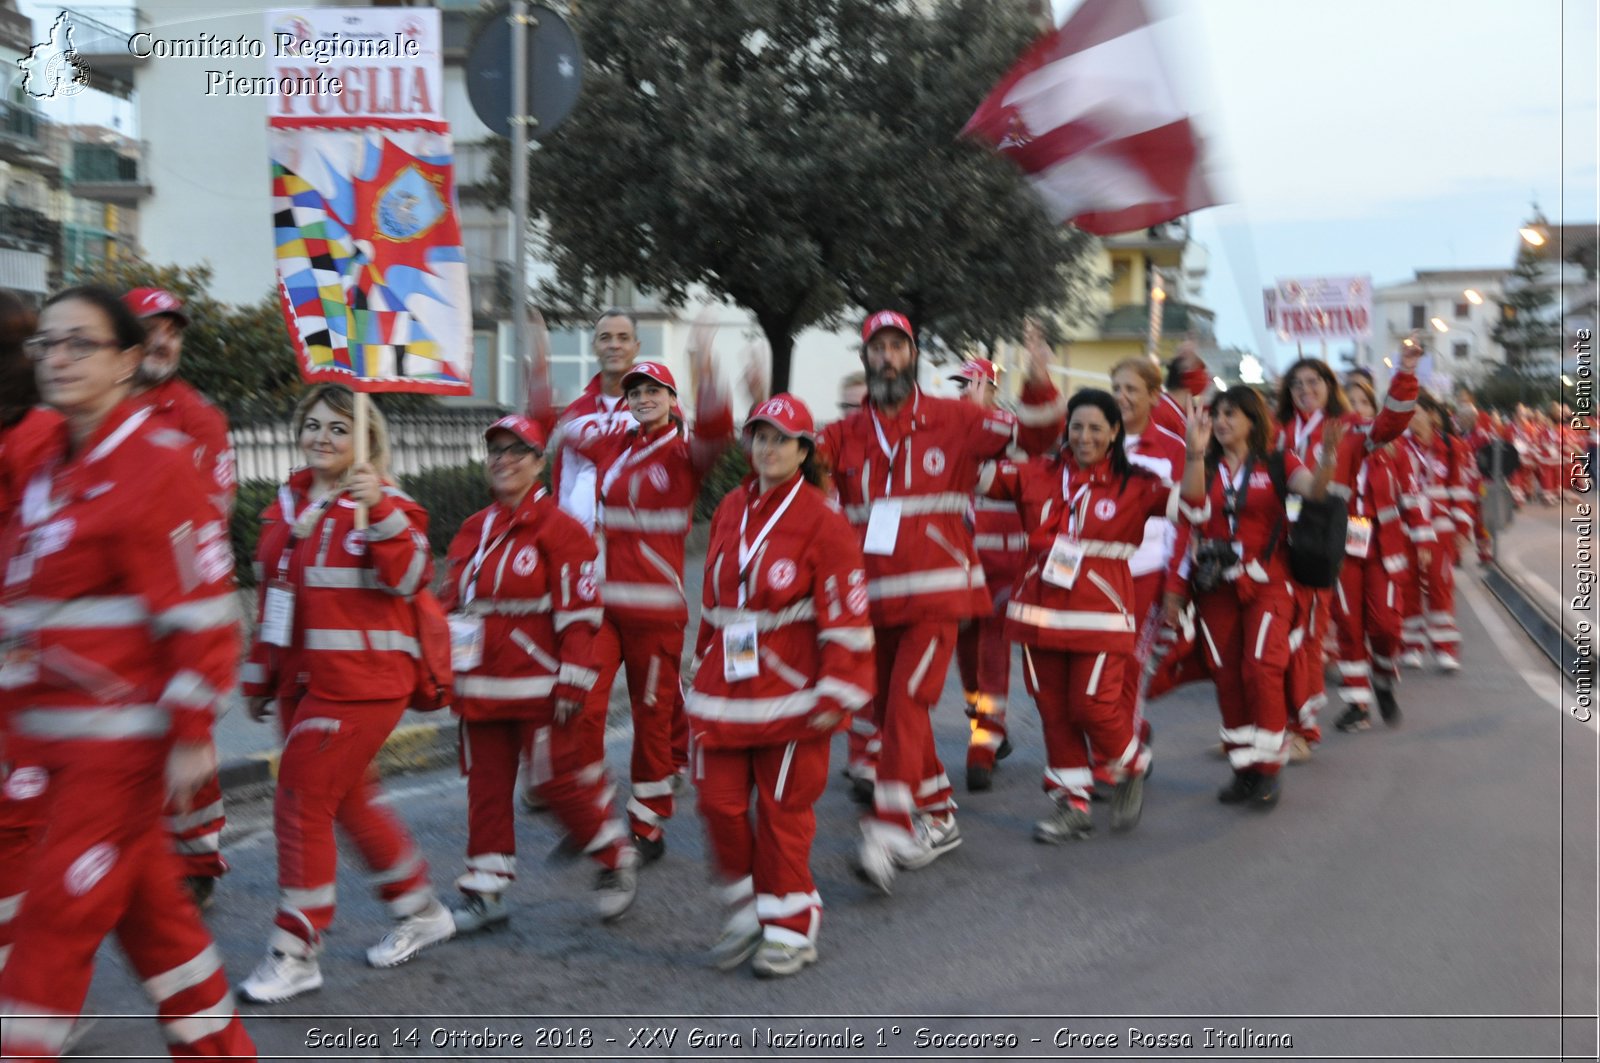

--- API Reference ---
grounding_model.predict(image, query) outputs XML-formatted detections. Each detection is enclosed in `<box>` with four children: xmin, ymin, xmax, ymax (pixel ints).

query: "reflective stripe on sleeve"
<box><xmin>456</xmin><ymin>675</ymin><xmax>557</xmax><ymax>700</ymax></box>
<box><xmin>1005</xmin><ymin>601</ymin><xmax>1135</xmax><ymax>634</ymax></box>
<box><xmin>12</xmin><ymin>705</ymin><xmax>169</xmax><ymax>740</ymax></box>
<box><xmin>843</xmin><ymin>492</ymin><xmax>972</xmax><ymax>523</ymax></box>
<box><xmin>867</xmin><ymin>566</ymin><xmax>984</xmax><ymax>601</ymax></box>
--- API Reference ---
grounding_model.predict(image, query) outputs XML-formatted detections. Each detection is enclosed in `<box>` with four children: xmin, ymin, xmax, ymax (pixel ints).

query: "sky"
<box><xmin>17</xmin><ymin>0</ymin><xmax>1599</xmax><ymax>373</ymax></box>
<box><xmin>1060</xmin><ymin>0</ymin><xmax>1599</xmax><ymax>369</ymax></box>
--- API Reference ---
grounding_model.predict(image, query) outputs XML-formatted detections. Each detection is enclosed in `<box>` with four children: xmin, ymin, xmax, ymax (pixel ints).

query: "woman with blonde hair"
<box><xmin>238</xmin><ymin>383</ymin><xmax>454</xmax><ymax>1004</ymax></box>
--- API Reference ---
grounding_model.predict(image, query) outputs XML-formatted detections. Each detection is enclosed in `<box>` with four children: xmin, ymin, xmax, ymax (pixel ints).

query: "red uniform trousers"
<box><xmin>579</xmin><ymin>615</ymin><xmax>686</xmax><ymax>843</ymax></box>
<box><xmin>1284</xmin><ymin>584</ymin><xmax>1330</xmax><ymax>743</ymax></box>
<box><xmin>549</xmin><ymin>616</ymin><xmax>623</xmax><ymax>785</ymax></box>
<box><xmin>0</xmin><ymin>762</ymin><xmax>47</xmax><ymax>980</ymax></box>
<box><xmin>844</xmin><ymin>705</ymin><xmax>879</xmax><ymax>785</ymax></box>
<box><xmin>867</xmin><ymin>621</ymin><xmax>957</xmax><ymax>841</ymax></box>
<box><xmin>1331</xmin><ymin>556</ymin><xmax>1403</xmax><ymax>709</ymax></box>
<box><xmin>956</xmin><ymin>584</ymin><xmax>1013</xmax><ymax>771</ymax></box>
<box><xmin>1401</xmin><ymin>540</ymin><xmax>1459</xmax><ymax>661</ymax></box>
<box><xmin>460</xmin><ymin>717</ymin><xmax>628</xmax><ymax>893</ymax></box>
<box><xmin>695</xmin><ymin>735</ymin><xmax>830</xmax><ymax>948</ymax></box>
<box><xmin>270</xmin><ymin>694</ymin><xmax>432</xmax><ymax>955</ymax></box>
<box><xmin>1021</xmin><ymin>646</ymin><xmax>1137</xmax><ymax>804</ymax></box>
<box><xmin>1195</xmin><ymin>580</ymin><xmax>1294</xmax><ymax>777</ymax></box>
<box><xmin>163</xmin><ymin>774</ymin><xmax>226</xmax><ymax>880</ymax></box>
<box><xmin>0</xmin><ymin>739</ymin><xmax>254</xmax><ymax>1061</ymax></box>
<box><xmin>1118</xmin><ymin>572</ymin><xmax>1165</xmax><ymax>745</ymax></box>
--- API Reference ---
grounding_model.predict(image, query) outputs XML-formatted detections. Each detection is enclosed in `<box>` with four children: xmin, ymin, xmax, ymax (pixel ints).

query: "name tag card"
<box><xmin>1345</xmin><ymin>516</ymin><xmax>1373</xmax><ymax>559</ymax></box>
<box><xmin>722</xmin><ymin>620</ymin><xmax>760</xmax><ymax>681</ymax></box>
<box><xmin>260</xmin><ymin>582</ymin><xmax>296</xmax><ymax>647</ymax></box>
<box><xmin>863</xmin><ymin>499</ymin><xmax>902</xmax><ymax>556</ymax></box>
<box><xmin>1042</xmin><ymin>535</ymin><xmax>1086</xmax><ymax>590</ymax></box>
<box><xmin>448</xmin><ymin>613</ymin><xmax>486</xmax><ymax>672</ymax></box>
<box><xmin>1285</xmin><ymin>495</ymin><xmax>1303</xmax><ymax>523</ymax></box>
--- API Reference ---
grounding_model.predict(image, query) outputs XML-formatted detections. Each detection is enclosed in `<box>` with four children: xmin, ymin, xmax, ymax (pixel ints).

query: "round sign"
<box><xmin>467</xmin><ymin>4</ymin><xmax>585</xmax><ymax>142</ymax></box>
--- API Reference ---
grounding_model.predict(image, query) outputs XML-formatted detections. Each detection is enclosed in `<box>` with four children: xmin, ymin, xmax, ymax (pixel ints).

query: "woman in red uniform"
<box><xmin>238</xmin><ymin>384</ymin><xmax>453</xmax><ymax>1004</ymax></box>
<box><xmin>568</xmin><ymin>345</ymin><xmax>733</xmax><ymax>861</ymax></box>
<box><xmin>1399</xmin><ymin>393</ymin><xmax>1471</xmax><ymax>672</ymax></box>
<box><xmin>689</xmin><ymin>395</ymin><xmax>873</xmax><ymax>977</ymax></box>
<box><xmin>979</xmin><ymin>389</ymin><xmax>1175</xmax><ymax>841</ymax></box>
<box><xmin>0</xmin><ymin>286</ymin><xmax>254</xmax><ymax>1060</ymax></box>
<box><xmin>1181</xmin><ymin>386</ymin><xmax>1342</xmax><ymax>808</ymax></box>
<box><xmin>439</xmin><ymin>414</ymin><xmax>638</xmax><ymax>933</ymax></box>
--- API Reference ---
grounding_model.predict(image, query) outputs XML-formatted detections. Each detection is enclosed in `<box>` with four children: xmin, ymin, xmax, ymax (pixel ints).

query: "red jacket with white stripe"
<box><xmin>1277</xmin><ymin>371</ymin><xmax>1419</xmax><ymax>473</ymax></box>
<box><xmin>552</xmin><ymin>375</ymin><xmax>634</xmax><ymax>533</ymax></box>
<box><xmin>818</xmin><ymin>381</ymin><xmax>1063</xmax><ymax>628</ymax></box>
<box><xmin>981</xmin><ymin>454</ymin><xmax>1181</xmax><ymax>653</ymax></box>
<box><xmin>439</xmin><ymin>487</ymin><xmax>603</xmax><ymax>722</ymax></box>
<box><xmin>0</xmin><ymin>399</ymin><xmax>237</xmax><ymax>749</ymax></box>
<box><xmin>1124</xmin><ymin>419</ymin><xmax>1192</xmax><ymax>599</ymax></box>
<box><xmin>1402</xmin><ymin>432</ymin><xmax>1473</xmax><ymax>548</ymax></box>
<box><xmin>577</xmin><ymin>406</ymin><xmax>734</xmax><ymax>627</ymax></box>
<box><xmin>241</xmin><ymin>467</ymin><xmax>432</xmax><ymax>703</ymax></box>
<box><xmin>138</xmin><ymin>377</ymin><xmax>235</xmax><ymax>517</ymax></box>
<box><xmin>1393</xmin><ymin>444</ymin><xmax>1438</xmax><ymax>548</ymax></box>
<box><xmin>1345</xmin><ymin>438</ymin><xmax>1418</xmax><ymax>576</ymax></box>
<box><xmin>688</xmin><ymin>473</ymin><xmax>873</xmax><ymax>749</ymax></box>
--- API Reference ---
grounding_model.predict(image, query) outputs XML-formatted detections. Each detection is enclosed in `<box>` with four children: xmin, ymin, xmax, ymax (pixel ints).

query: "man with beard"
<box><xmin>124</xmin><ymin>288</ymin><xmax>236</xmax><ymax>909</ymax></box>
<box><xmin>817</xmin><ymin>311</ymin><xmax>1063</xmax><ymax>892</ymax></box>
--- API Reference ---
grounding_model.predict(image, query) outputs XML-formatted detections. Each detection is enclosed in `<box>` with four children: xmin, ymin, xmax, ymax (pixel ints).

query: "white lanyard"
<box><xmin>869</xmin><ymin>410</ymin><xmax>901</xmax><ymax>497</ymax></box>
<box><xmin>1293</xmin><ymin>411</ymin><xmax>1324</xmax><ymax>461</ymax></box>
<box><xmin>461</xmin><ymin>510</ymin><xmax>516</xmax><ymax>605</ymax></box>
<box><xmin>736</xmin><ymin>478</ymin><xmax>803</xmax><ymax>607</ymax></box>
<box><xmin>599</xmin><ymin>427</ymin><xmax>678</xmax><ymax>502</ymax></box>
<box><xmin>1059</xmin><ymin>470</ymin><xmax>1092</xmax><ymax>540</ymax></box>
<box><xmin>1354</xmin><ymin>460</ymin><xmax>1369</xmax><ymax>517</ymax></box>
<box><xmin>1220</xmin><ymin>457</ymin><xmax>1252</xmax><ymax>536</ymax></box>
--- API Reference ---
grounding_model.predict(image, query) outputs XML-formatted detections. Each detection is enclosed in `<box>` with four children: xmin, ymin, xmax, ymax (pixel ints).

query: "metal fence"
<box><xmin>230</xmin><ymin>405</ymin><xmax>497</xmax><ymax>484</ymax></box>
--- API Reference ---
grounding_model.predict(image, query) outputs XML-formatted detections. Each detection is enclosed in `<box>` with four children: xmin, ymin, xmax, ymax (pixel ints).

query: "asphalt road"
<box><xmin>69</xmin><ymin>566</ymin><xmax>1598</xmax><ymax>1062</ymax></box>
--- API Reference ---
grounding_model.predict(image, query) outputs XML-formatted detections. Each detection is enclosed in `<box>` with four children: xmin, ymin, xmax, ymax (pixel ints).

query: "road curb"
<box><xmin>217</xmin><ymin>719</ymin><xmax>458</xmax><ymax>798</ymax></box>
<box><xmin>1482</xmin><ymin>562</ymin><xmax>1581</xmax><ymax>685</ymax></box>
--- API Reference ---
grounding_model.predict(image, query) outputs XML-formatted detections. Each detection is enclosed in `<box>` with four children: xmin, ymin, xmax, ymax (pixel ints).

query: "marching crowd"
<box><xmin>0</xmin><ymin>286</ymin><xmax>1583</xmax><ymax>1060</ymax></box>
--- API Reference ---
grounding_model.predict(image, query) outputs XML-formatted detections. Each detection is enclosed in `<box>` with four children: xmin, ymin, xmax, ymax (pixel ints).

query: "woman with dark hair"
<box><xmin>0</xmin><ymin>286</ymin><xmax>254</xmax><ymax>1059</ymax></box>
<box><xmin>238</xmin><ymin>382</ymin><xmax>454</xmax><ymax>1004</ymax></box>
<box><xmin>1399</xmin><ymin>392</ymin><xmax>1472</xmax><ymax>672</ymax></box>
<box><xmin>688</xmin><ymin>394</ymin><xmax>872</xmax><ymax>977</ymax></box>
<box><xmin>1179</xmin><ymin>386</ymin><xmax>1342</xmax><ymax>808</ymax></box>
<box><xmin>979</xmin><ymin>388</ymin><xmax>1177</xmax><ymax>841</ymax></box>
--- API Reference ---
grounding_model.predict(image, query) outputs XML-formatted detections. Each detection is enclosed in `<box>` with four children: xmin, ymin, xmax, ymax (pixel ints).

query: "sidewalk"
<box><xmin>1490</xmin><ymin>498</ymin><xmax>1593</xmax><ymax>643</ymax></box>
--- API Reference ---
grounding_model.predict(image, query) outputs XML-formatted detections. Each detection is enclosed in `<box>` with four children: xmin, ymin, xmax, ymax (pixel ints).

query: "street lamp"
<box><xmin>1520</xmin><ymin>226</ymin><xmax>1547</xmax><ymax>247</ymax></box>
<box><xmin>1430</xmin><ymin>316</ymin><xmax>1450</xmax><ymax>333</ymax></box>
<box><xmin>1463</xmin><ymin>288</ymin><xmax>1483</xmax><ymax>305</ymax></box>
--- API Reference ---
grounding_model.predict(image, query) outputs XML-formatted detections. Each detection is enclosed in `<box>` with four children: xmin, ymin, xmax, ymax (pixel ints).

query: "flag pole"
<box><xmin>354</xmin><ymin>392</ymin><xmax>369</xmax><ymax>530</ymax></box>
<box><xmin>509</xmin><ymin>1</ymin><xmax>530</xmax><ymax>403</ymax></box>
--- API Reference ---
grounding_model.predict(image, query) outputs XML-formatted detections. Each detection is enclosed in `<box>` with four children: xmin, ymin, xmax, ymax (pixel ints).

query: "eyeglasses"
<box><xmin>487</xmin><ymin>443</ymin><xmax>539</xmax><ymax>461</ymax></box>
<box><xmin>22</xmin><ymin>335</ymin><xmax>122</xmax><ymax>361</ymax></box>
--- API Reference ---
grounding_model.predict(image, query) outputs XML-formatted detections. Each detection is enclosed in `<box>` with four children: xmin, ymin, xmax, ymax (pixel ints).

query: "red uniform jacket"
<box><xmin>551</xmin><ymin>375</ymin><xmax>633</xmax><ymax>533</ymax></box>
<box><xmin>1190</xmin><ymin>450</ymin><xmax>1308</xmax><ymax>587</ymax></box>
<box><xmin>1124</xmin><ymin>419</ymin><xmax>1192</xmax><ymax>598</ymax></box>
<box><xmin>818</xmin><ymin>381</ymin><xmax>1063</xmax><ymax>628</ymax></box>
<box><xmin>439</xmin><ymin>487</ymin><xmax>603</xmax><ymax>722</ymax></box>
<box><xmin>242</xmin><ymin>467</ymin><xmax>432</xmax><ymax>703</ymax></box>
<box><xmin>138</xmin><ymin>377</ymin><xmax>235</xmax><ymax>516</ymax></box>
<box><xmin>0</xmin><ymin>399</ymin><xmax>237</xmax><ymax>748</ymax></box>
<box><xmin>981</xmin><ymin>454</ymin><xmax>1181</xmax><ymax>653</ymax></box>
<box><xmin>1346</xmin><ymin>437</ymin><xmax>1417</xmax><ymax>577</ymax></box>
<box><xmin>1403</xmin><ymin>433</ymin><xmax>1473</xmax><ymax>553</ymax></box>
<box><xmin>688</xmin><ymin>473</ymin><xmax>874</xmax><ymax>748</ymax></box>
<box><xmin>575</xmin><ymin>404</ymin><xmax>734</xmax><ymax>627</ymax></box>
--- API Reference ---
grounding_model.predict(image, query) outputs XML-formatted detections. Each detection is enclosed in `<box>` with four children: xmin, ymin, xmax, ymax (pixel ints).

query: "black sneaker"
<box><xmin>1250</xmin><ymin>773</ymin><xmax>1281</xmax><ymax>810</ymax></box>
<box><xmin>1375</xmin><ymin>688</ymin><xmax>1401</xmax><ymax>727</ymax></box>
<box><xmin>632</xmin><ymin>832</ymin><xmax>665</xmax><ymax>864</ymax></box>
<box><xmin>847</xmin><ymin>776</ymin><xmax>875</xmax><ymax>806</ymax></box>
<box><xmin>1334</xmin><ymin>705</ymin><xmax>1371</xmax><ymax>733</ymax></box>
<box><xmin>966</xmin><ymin>763</ymin><xmax>993</xmax><ymax>793</ymax></box>
<box><xmin>996</xmin><ymin>736</ymin><xmax>1014</xmax><ymax>761</ymax></box>
<box><xmin>1217</xmin><ymin>771</ymin><xmax>1258</xmax><ymax>805</ymax></box>
<box><xmin>186</xmin><ymin>876</ymin><xmax>216</xmax><ymax>911</ymax></box>
<box><xmin>1109</xmin><ymin>769</ymin><xmax>1146</xmax><ymax>832</ymax></box>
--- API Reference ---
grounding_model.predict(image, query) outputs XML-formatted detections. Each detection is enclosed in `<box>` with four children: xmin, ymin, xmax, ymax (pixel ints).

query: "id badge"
<box><xmin>1042</xmin><ymin>534</ymin><xmax>1086</xmax><ymax>590</ymax></box>
<box><xmin>863</xmin><ymin>499</ymin><xmax>902</xmax><ymax>556</ymax></box>
<box><xmin>260</xmin><ymin>581</ymin><xmax>296</xmax><ymax>647</ymax></box>
<box><xmin>1285</xmin><ymin>495</ymin><xmax>1303</xmax><ymax>523</ymax></box>
<box><xmin>0</xmin><ymin>638</ymin><xmax>39</xmax><ymax>687</ymax></box>
<box><xmin>448</xmin><ymin>613</ymin><xmax>486</xmax><ymax>672</ymax></box>
<box><xmin>1345</xmin><ymin>516</ymin><xmax>1373</xmax><ymax>559</ymax></box>
<box><xmin>722</xmin><ymin>619</ymin><xmax>761</xmax><ymax>682</ymax></box>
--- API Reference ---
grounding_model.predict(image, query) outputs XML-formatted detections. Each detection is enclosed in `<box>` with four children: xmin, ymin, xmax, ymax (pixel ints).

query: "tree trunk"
<box><xmin>764</xmin><ymin>321</ymin><xmax>797</xmax><ymax>396</ymax></box>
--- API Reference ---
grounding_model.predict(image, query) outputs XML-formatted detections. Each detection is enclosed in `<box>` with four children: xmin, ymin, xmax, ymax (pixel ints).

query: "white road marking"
<box><xmin>1459</xmin><ymin>575</ymin><xmax>1596</xmax><ymax>733</ymax></box>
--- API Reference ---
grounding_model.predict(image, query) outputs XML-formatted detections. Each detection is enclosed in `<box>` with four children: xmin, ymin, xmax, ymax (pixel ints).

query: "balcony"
<box><xmin>1099</xmin><ymin>300</ymin><xmax>1215</xmax><ymax>342</ymax></box>
<box><xmin>58</xmin><ymin>8</ymin><xmax>144</xmax><ymax>100</ymax></box>
<box><xmin>0</xmin><ymin>204</ymin><xmax>63</xmax><ymax>257</ymax></box>
<box><xmin>0</xmin><ymin>101</ymin><xmax>59</xmax><ymax>174</ymax></box>
<box><xmin>1099</xmin><ymin>219</ymin><xmax>1190</xmax><ymax>253</ymax></box>
<box><xmin>67</xmin><ymin>141</ymin><xmax>151</xmax><ymax>205</ymax></box>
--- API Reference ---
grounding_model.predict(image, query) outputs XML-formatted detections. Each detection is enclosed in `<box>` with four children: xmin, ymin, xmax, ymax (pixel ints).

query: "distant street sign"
<box><xmin>466</xmin><ymin>4</ymin><xmax>584</xmax><ymax>141</ymax></box>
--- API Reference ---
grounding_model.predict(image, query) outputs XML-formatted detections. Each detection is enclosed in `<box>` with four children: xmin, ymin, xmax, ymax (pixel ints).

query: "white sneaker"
<box><xmin>1399</xmin><ymin>651</ymin><xmax>1424</xmax><ymax>669</ymax></box>
<box><xmin>751</xmin><ymin>940</ymin><xmax>817</xmax><ymax>978</ymax></box>
<box><xmin>900</xmin><ymin>814</ymin><xmax>961</xmax><ymax>869</ymax></box>
<box><xmin>854</xmin><ymin>835</ymin><xmax>897</xmax><ymax>895</ymax></box>
<box><xmin>708</xmin><ymin>918</ymin><xmax>763</xmax><ymax>970</ymax></box>
<box><xmin>366</xmin><ymin>899</ymin><xmax>455</xmax><ymax>968</ymax></box>
<box><xmin>449</xmin><ymin>892</ymin><xmax>509</xmax><ymax>935</ymax></box>
<box><xmin>238</xmin><ymin>949</ymin><xmax>322</xmax><ymax>1004</ymax></box>
<box><xmin>594</xmin><ymin>854</ymin><xmax>639</xmax><ymax>923</ymax></box>
<box><xmin>1436</xmin><ymin>653</ymin><xmax>1461</xmax><ymax>673</ymax></box>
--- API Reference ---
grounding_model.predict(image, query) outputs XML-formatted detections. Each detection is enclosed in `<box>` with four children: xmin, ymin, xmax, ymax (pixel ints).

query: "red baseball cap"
<box><xmin>123</xmin><ymin>288</ymin><xmax>189</xmax><ymax>327</ymax></box>
<box><xmin>485</xmin><ymin>414</ymin><xmax>547</xmax><ymax>452</ymax></box>
<box><xmin>950</xmin><ymin>358</ymin><xmax>1001</xmax><ymax>386</ymax></box>
<box><xmin>621</xmin><ymin>361</ymin><xmax>677</xmax><ymax>394</ymax></box>
<box><xmin>744</xmin><ymin>393</ymin><xmax>816</xmax><ymax>441</ymax></box>
<box><xmin>861</xmin><ymin>310</ymin><xmax>913</xmax><ymax>345</ymax></box>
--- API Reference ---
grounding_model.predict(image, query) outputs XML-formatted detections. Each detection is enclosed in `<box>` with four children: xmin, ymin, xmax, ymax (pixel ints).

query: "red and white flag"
<box><xmin>962</xmin><ymin>0</ymin><xmax>1220</xmax><ymax>235</ymax></box>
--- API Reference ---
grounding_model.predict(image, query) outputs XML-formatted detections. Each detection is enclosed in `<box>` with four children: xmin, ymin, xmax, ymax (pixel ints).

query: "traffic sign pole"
<box><xmin>510</xmin><ymin>0</ymin><xmax>530</xmax><ymax>382</ymax></box>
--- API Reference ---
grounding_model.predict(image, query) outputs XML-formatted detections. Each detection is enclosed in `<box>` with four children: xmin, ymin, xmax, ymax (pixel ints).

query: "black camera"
<box><xmin>1191</xmin><ymin>538</ymin><xmax>1239</xmax><ymax>594</ymax></box>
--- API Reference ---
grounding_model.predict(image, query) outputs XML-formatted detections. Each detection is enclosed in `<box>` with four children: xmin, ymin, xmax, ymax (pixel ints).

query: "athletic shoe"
<box><xmin>847</xmin><ymin>775</ymin><xmax>875</xmax><ymax>806</ymax></box>
<box><xmin>1109</xmin><ymin>768</ymin><xmax>1147</xmax><ymax>833</ymax></box>
<box><xmin>709</xmin><ymin>920</ymin><xmax>763</xmax><ymax>971</ymax></box>
<box><xmin>965</xmin><ymin>762</ymin><xmax>993</xmax><ymax>793</ymax></box>
<box><xmin>1217</xmin><ymin>771</ymin><xmax>1258</xmax><ymax>805</ymax></box>
<box><xmin>901</xmin><ymin>813</ymin><xmax>961</xmax><ymax>869</ymax></box>
<box><xmin>1375</xmin><ymin>687</ymin><xmax>1402</xmax><ymax>726</ymax></box>
<box><xmin>632</xmin><ymin>831</ymin><xmax>665</xmax><ymax>864</ymax></box>
<box><xmin>1286</xmin><ymin>734</ymin><xmax>1313</xmax><ymax>763</ymax></box>
<box><xmin>1400</xmin><ymin>650</ymin><xmax>1425</xmax><ymax>669</ymax></box>
<box><xmin>238</xmin><ymin>949</ymin><xmax>322</xmax><ymax>1004</ymax></box>
<box><xmin>520</xmin><ymin>787</ymin><xmax>549</xmax><ymax>814</ymax></box>
<box><xmin>1436</xmin><ymin>653</ymin><xmax>1461</xmax><ymax>673</ymax></box>
<box><xmin>996</xmin><ymin>736</ymin><xmax>1014</xmax><ymax>760</ymax></box>
<box><xmin>366</xmin><ymin>899</ymin><xmax>455</xmax><ymax>968</ymax></box>
<box><xmin>1033</xmin><ymin>798</ymin><xmax>1093</xmax><ymax>844</ymax></box>
<box><xmin>1334</xmin><ymin>705</ymin><xmax>1371</xmax><ymax>732</ymax></box>
<box><xmin>1250</xmin><ymin>773</ymin><xmax>1282</xmax><ymax>809</ymax></box>
<box><xmin>854</xmin><ymin>835</ymin><xmax>897</xmax><ymax>895</ymax></box>
<box><xmin>449</xmin><ymin>891</ymin><xmax>509</xmax><ymax>935</ymax></box>
<box><xmin>185</xmin><ymin>876</ymin><xmax>216</xmax><ymax>912</ymax></box>
<box><xmin>752</xmin><ymin>940</ymin><xmax>818</xmax><ymax>978</ymax></box>
<box><xmin>594</xmin><ymin>855</ymin><xmax>639</xmax><ymax>923</ymax></box>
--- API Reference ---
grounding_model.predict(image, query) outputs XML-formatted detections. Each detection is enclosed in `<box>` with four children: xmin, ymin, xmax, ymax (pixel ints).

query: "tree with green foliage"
<box><xmin>505</xmin><ymin>0</ymin><xmax>1095</xmax><ymax>392</ymax></box>
<box><xmin>1491</xmin><ymin>218</ymin><xmax>1562</xmax><ymax>371</ymax></box>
